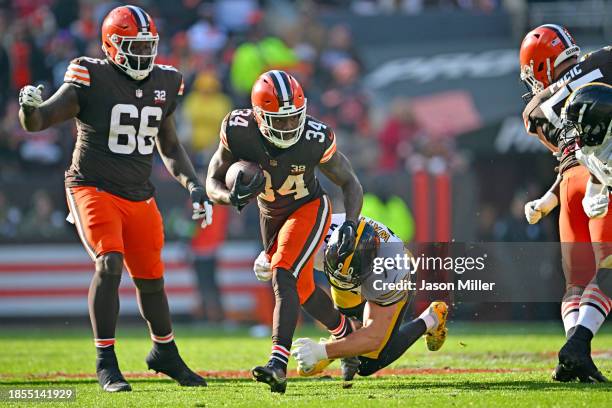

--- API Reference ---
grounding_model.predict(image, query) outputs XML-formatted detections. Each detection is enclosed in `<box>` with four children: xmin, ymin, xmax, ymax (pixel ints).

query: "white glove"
<box><xmin>291</xmin><ymin>338</ymin><xmax>328</xmax><ymax>372</ymax></box>
<box><xmin>524</xmin><ymin>191</ymin><xmax>559</xmax><ymax>224</ymax></box>
<box><xmin>583</xmin><ymin>179</ymin><xmax>609</xmax><ymax>219</ymax></box>
<box><xmin>253</xmin><ymin>251</ymin><xmax>272</xmax><ymax>282</ymax></box>
<box><xmin>192</xmin><ymin>200</ymin><xmax>213</xmax><ymax>228</ymax></box>
<box><xmin>19</xmin><ymin>84</ymin><xmax>44</xmax><ymax>110</ymax></box>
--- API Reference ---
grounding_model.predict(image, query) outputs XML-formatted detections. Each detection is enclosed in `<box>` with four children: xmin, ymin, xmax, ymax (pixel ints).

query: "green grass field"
<box><xmin>1</xmin><ymin>322</ymin><xmax>611</xmax><ymax>407</ymax></box>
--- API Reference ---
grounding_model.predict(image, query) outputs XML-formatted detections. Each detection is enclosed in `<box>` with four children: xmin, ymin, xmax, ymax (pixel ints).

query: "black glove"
<box><xmin>229</xmin><ymin>170</ymin><xmax>265</xmax><ymax>212</ymax></box>
<box><xmin>189</xmin><ymin>185</ymin><xmax>213</xmax><ymax>228</ymax></box>
<box><xmin>337</xmin><ymin>220</ymin><xmax>358</xmax><ymax>262</ymax></box>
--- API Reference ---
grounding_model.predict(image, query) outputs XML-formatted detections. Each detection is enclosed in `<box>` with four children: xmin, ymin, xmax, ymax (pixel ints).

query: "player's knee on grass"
<box><xmin>95</xmin><ymin>252</ymin><xmax>123</xmax><ymax>276</ymax></box>
<box><xmin>133</xmin><ymin>277</ymin><xmax>165</xmax><ymax>293</ymax></box>
<box><xmin>356</xmin><ymin>356</ymin><xmax>381</xmax><ymax>377</ymax></box>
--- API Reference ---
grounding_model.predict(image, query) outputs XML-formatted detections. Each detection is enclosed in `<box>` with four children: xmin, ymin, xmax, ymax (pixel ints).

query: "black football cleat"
<box><xmin>340</xmin><ymin>357</ymin><xmax>360</xmax><ymax>382</ymax></box>
<box><xmin>251</xmin><ymin>362</ymin><xmax>287</xmax><ymax>394</ymax></box>
<box><xmin>551</xmin><ymin>363</ymin><xmax>577</xmax><ymax>382</ymax></box>
<box><xmin>96</xmin><ymin>351</ymin><xmax>132</xmax><ymax>392</ymax></box>
<box><xmin>146</xmin><ymin>347</ymin><xmax>207</xmax><ymax>387</ymax></box>
<box><xmin>558</xmin><ymin>337</ymin><xmax>608</xmax><ymax>383</ymax></box>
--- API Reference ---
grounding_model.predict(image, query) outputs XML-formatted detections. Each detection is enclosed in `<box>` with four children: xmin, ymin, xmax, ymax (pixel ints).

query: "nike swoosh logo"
<box><xmin>146</xmin><ymin>198</ymin><xmax>153</xmax><ymax>204</ymax></box>
<box><xmin>237</xmin><ymin>193</ymin><xmax>251</xmax><ymax>200</ymax></box>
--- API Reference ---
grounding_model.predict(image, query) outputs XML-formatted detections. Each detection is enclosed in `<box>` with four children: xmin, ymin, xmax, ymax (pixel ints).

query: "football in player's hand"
<box><xmin>225</xmin><ymin>161</ymin><xmax>263</xmax><ymax>190</ymax></box>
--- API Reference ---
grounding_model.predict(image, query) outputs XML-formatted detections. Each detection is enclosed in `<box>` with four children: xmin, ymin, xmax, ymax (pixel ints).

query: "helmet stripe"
<box><xmin>269</xmin><ymin>70</ymin><xmax>291</xmax><ymax>103</ymax></box>
<box><xmin>126</xmin><ymin>5</ymin><xmax>149</xmax><ymax>32</ymax></box>
<box><xmin>542</xmin><ymin>24</ymin><xmax>572</xmax><ymax>48</ymax></box>
<box><xmin>338</xmin><ymin>219</ymin><xmax>367</xmax><ymax>277</ymax></box>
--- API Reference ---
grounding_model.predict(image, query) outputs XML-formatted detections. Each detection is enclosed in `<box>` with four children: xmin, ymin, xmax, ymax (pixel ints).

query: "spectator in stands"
<box><xmin>493</xmin><ymin>192</ymin><xmax>546</xmax><ymax>242</ymax></box>
<box><xmin>377</xmin><ymin>97</ymin><xmax>422</xmax><ymax>171</ymax></box>
<box><xmin>0</xmin><ymin>191</ymin><xmax>21</xmax><ymax>239</ymax></box>
<box><xmin>18</xmin><ymin>189</ymin><xmax>65</xmax><ymax>239</ymax></box>
<box><xmin>0</xmin><ymin>12</ymin><xmax>10</xmax><ymax>115</ymax></box>
<box><xmin>187</xmin><ymin>4</ymin><xmax>227</xmax><ymax>56</ymax></box>
<box><xmin>318</xmin><ymin>24</ymin><xmax>363</xmax><ymax>85</ymax></box>
<box><xmin>8</xmin><ymin>20</ymin><xmax>47</xmax><ymax>91</ymax></box>
<box><xmin>183</xmin><ymin>71</ymin><xmax>232</xmax><ymax>158</ymax></box>
<box><xmin>190</xmin><ymin>206</ymin><xmax>229</xmax><ymax>323</ymax></box>
<box><xmin>319</xmin><ymin>58</ymin><xmax>370</xmax><ymax>137</ymax></box>
<box><xmin>230</xmin><ymin>14</ymin><xmax>299</xmax><ymax>103</ymax></box>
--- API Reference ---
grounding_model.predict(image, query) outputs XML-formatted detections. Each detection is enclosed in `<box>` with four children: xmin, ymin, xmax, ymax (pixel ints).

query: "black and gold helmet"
<box><xmin>561</xmin><ymin>82</ymin><xmax>612</xmax><ymax>147</ymax></box>
<box><xmin>324</xmin><ymin>219</ymin><xmax>380</xmax><ymax>290</ymax></box>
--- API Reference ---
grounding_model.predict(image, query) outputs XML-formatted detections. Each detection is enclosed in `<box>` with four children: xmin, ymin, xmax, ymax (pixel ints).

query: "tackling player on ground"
<box><xmin>519</xmin><ymin>24</ymin><xmax>612</xmax><ymax>382</ymax></box>
<box><xmin>557</xmin><ymin>83</ymin><xmax>612</xmax><ymax>381</ymax></box>
<box><xmin>254</xmin><ymin>213</ymin><xmax>449</xmax><ymax>381</ymax></box>
<box><xmin>18</xmin><ymin>6</ymin><xmax>211</xmax><ymax>392</ymax></box>
<box><xmin>206</xmin><ymin>70</ymin><xmax>363</xmax><ymax>393</ymax></box>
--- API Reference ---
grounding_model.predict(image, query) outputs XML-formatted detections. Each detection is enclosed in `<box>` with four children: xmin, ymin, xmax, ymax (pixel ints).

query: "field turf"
<box><xmin>0</xmin><ymin>322</ymin><xmax>611</xmax><ymax>407</ymax></box>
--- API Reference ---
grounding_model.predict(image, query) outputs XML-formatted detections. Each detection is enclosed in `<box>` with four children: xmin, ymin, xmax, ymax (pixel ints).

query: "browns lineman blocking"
<box><xmin>206</xmin><ymin>70</ymin><xmax>364</xmax><ymax>393</ymax></box>
<box><xmin>519</xmin><ymin>24</ymin><xmax>612</xmax><ymax>382</ymax></box>
<box><xmin>18</xmin><ymin>6</ymin><xmax>210</xmax><ymax>392</ymax></box>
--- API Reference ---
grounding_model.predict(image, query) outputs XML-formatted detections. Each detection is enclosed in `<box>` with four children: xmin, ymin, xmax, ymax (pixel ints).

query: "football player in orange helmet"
<box><xmin>207</xmin><ymin>70</ymin><xmax>364</xmax><ymax>393</ymax></box>
<box><xmin>519</xmin><ymin>25</ymin><xmax>612</xmax><ymax>382</ymax></box>
<box><xmin>18</xmin><ymin>5</ymin><xmax>211</xmax><ymax>391</ymax></box>
<box><xmin>519</xmin><ymin>24</ymin><xmax>580</xmax><ymax>99</ymax></box>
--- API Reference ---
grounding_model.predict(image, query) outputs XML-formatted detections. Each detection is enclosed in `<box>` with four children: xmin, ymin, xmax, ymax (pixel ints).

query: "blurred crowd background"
<box><xmin>0</xmin><ymin>0</ymin><xmax>610</xmax><ymax>322</ymax></box>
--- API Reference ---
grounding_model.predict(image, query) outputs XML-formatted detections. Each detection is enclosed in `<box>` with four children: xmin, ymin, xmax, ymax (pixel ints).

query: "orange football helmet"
<box><xmin>251</xmin><ymin>70</ymin><xmax>307</xmax><ymax>148</ymax></box>
<box><xmin>519</xmin><ymin>24</ymin><xmax>580</xmax><ymax>95</ymax></box>
<box><xmin>101</xmin><ymin>6</ymin><xmax>159</xmax><ymax>81</ymax></box>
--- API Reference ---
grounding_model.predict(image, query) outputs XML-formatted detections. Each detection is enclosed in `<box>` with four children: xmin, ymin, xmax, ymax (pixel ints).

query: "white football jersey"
<box><xmin>315</xmin><ymin>213</ymin><xmax>410</xmax><ymax>306</ymax></box>
<box><xmin>576</xmin><ymin>147</ymin><xmax>612</xmax><ymax>188</ymax></box>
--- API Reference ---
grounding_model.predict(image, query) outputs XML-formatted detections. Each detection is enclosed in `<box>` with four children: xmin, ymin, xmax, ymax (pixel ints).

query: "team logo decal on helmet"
<box><xmin>101</xmin><ymin>6</ymin><xmax>159</xmax><ymax>81</ymax></box>
<box><xmin>251</xmin><ymin>70</ymin><xmax>307</xmax><ymax>148</ymax></box>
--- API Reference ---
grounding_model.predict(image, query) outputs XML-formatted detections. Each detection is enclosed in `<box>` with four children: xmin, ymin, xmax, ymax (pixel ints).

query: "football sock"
<box><xmin>301</xmin><ymin>286</ymin><xmax>348</xmax><ymax>337</ymax></box>
<box><xmin>575</xmin><ymin>283</ymin><xmax>611</xmax><ymax>336</ymax></box>
<box><xmin>418</xmin><ymin>306</ymin><xmax>439</xmax><ymax>332</ymax></box>
<box><xmin>270</xmin><ymin>269</ymin><xmax>299</xmax><ymax>371</ymax></box>
<box><xmin>88</xmin><ymin>269</ymin><xmax>121</xmax><ymax>344</ymax></box>
<box><xmin>269</xmin><ymin>345</ymin><xmax>291</xmax><ymax>369</ymax></box>
<box><xmin>134</xmin><ymin>278</ymin><xmax>173</xmax><ymax>340</ymax></box>
<box><xmin>329</xmin><ymin>314</ymin><xmax>354</xmax><ymax>339</ymax></box>
<box><xmin>561</xmin><ymin>288</ymin><xmax>582</xmax><ymax>338</ymax></box>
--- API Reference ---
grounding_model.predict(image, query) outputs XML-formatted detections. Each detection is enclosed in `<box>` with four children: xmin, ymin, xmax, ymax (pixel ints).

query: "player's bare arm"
<box><xmin>156</xmin><ymin>111</ymin><xmax>212</xmax><ymax>226</ymax></box>
<box><xmin>19</xmin><ymin>83</ymin><xmax>79</xmax><ymax>132</ymax></box>
<box><xmin>206</xmin><ymin>141</ymin><xmax>264</xmax><ymax>211</ymax></box>
<box><xmin>205</xmin><ymin>142</ymin><xmax>236</xmax><ymax>205</ymax></box>
<box><xmin>156</xmin><ymin>112</ymin><xmax>200</xmax><ymax>191</ymax></box>
<box><xmin>319</xmin><ymin>151</ymin><xmax>363</xmax><ymax>223</ymax></box>
<box><xmin>325</xmin><ymin>301</ymin><xmax>399</xmax><ymax>358</ymax></box>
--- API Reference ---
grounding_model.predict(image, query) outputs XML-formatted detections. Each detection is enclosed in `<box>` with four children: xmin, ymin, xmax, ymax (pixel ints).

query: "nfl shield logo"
<box><xmin>136</xmin><ymin>89</ymin><xmax>143</xmax><ymax>98</ymax></box>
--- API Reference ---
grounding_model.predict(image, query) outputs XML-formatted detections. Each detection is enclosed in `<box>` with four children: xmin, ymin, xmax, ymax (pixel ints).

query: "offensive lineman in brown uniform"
<box><xmin>206</xmin><ymin>70</ymin><xmax>364</xmax><ymax>393</ymax></box>
<box><xmin>520</xmin><ymin>24</ymin><xmax>612</xmax><ymax>382</ymax></box>
<box><xmin>18</xmin><ymin>6</ymin><xmax>210</xmax><ymax>392</ymax></box>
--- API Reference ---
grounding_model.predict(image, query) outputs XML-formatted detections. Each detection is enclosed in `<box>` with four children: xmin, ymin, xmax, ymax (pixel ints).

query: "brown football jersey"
<box><xmin>532</xmin><ymin>46</ymin><xmax>612</xmax><ymax>174</ymax></box>
<box><xmin>63</xmin><ymin>57</ymin><xmax>184</xmax><ymax>201</ymax></box>
<box><xmin>220</xmin><ymin>109</ymin><xmax>336</xmax><ymax>245</ymax></box>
